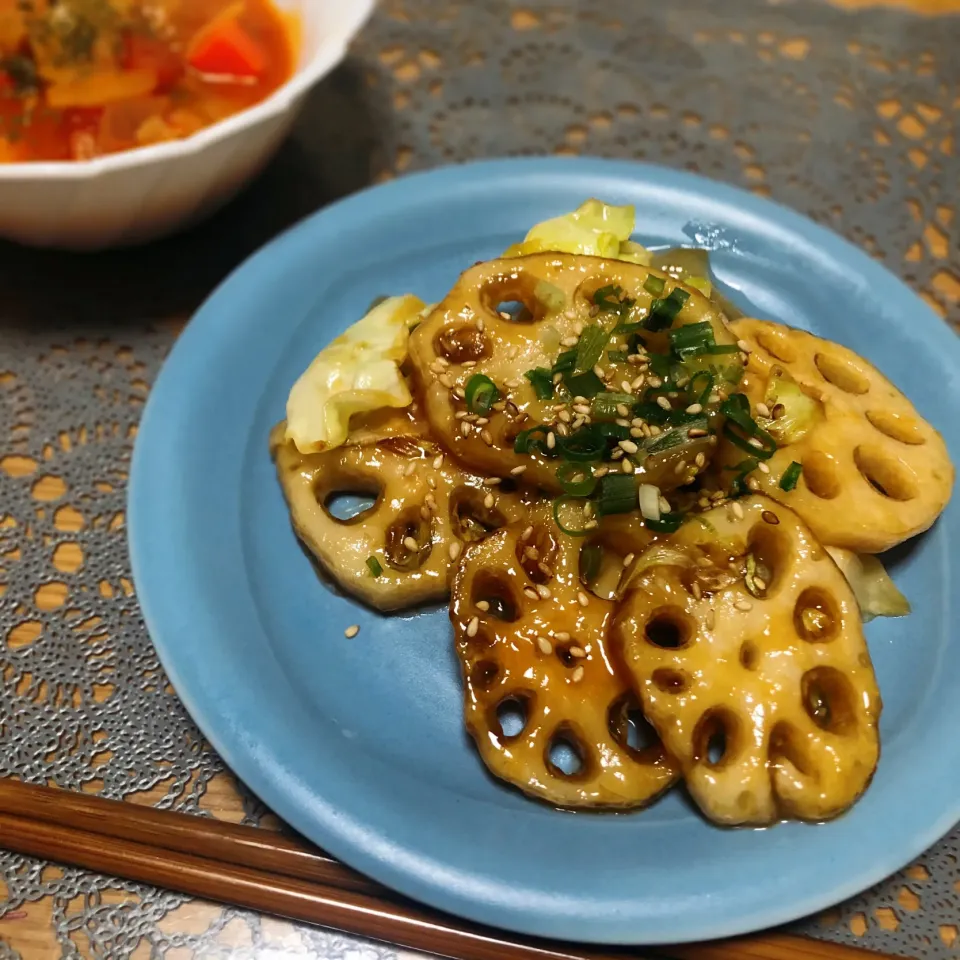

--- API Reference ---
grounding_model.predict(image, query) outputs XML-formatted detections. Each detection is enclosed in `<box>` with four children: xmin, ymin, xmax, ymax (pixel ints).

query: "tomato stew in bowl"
<box><xmin>0</xmin><ymin>0</ymin><xmax>297</xmax><ymax>161</ymax></box>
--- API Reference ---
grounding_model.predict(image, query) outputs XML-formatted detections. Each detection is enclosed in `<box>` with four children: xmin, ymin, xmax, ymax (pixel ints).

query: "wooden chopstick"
<box><xmin>0</xmin><ymin>780</ymin><xmax>908</xmax><ymax>960</ymax></box>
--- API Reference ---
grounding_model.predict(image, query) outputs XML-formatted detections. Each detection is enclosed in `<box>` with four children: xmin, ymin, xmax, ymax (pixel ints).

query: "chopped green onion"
<box><xmin>514</xmin><ymin>425</ymin><xmax>555</xmax><ymax>457</ymax></box>
<box><xmin>593</xmin><ymin>284</ymin><xmax>624</xmax><ymax>310</ymax></box>
<box><xmin>597</xmin><ymin>474</ymin><xmax>637</xmax><ymax>516</ymax></box>
<box><xmin>643</xmin><ymin>275</ymin><xmax>666</xmax><ymax>296</ymax></box>
<box><xmin>580</xmin><ymin>542</ymin><xmax>603</xmax><ymax>583</ymax></box>
<box><xmin>557</xmin><ymin>461</ymin><xmax>598</xmax><ymax>497</ymax></box>
<box><xmin>644</xmin><ymin>288</ymin><xmax>690</xmax><ymax>332</ymax></box>
<box><xmin>780</xmin><ymin>461</ymin><xmax>803</xmax><ymax>492</ymax></box>
<box><xmin>465</xmin><ymin>374</ymin><xmax>499</xmax><ymax>415</ymax></box>
<box><xmin>563</xmin><ymin>369</ymin><xmax>605</xmax><ymax>398</ymax></box>
<box><xmin>644</xmin><ymin>415</ymin><xmax>708</xmax><ymax>454</ymax></box>
<box><xmin>552</xmin><ymin>348</ymin><xmax>577</xmax><ymax>375</ymax></box>
<box><xmin>555</xmin><ymin>425</ymin><xmax>608</xmax><ymax>462</ymax></box>
<box><xmin>525</xmin><ymin>367</ymin><xmax>555</xmax><ymax>400</ymax></box>
<box><xmin>647</xmin><ymin>352</ymin><xmax>674</xmax><ymax>380</ymax></box>
<box><xmin>705</xmin><ymin>344</ymin><xmax>740</xmax><ymax>355</ymax></box>
<box><xmin>720</xmin><ymin>393</ymin><xmax>778</xmax><ymax>460</ymax></box>
<box><xmin>687</xmin><ymin>371</ymin><xmax>715</xmax><ymax>406</ymax></box>
<box><xmin>669</xmin><ymin>321</ymin><xmax>715</xmax><ymax>360</ymax></box>
<box><xmin>553</xmin><ymin>496</ymin><xmax>591</xmax><ymax>536</ymax></box>
<box><xmin>366</xmin><ymin>556</ymin><xmax>383</xmax><ymax>577</ymax></box>
<box><xmin>726</xmin><ymin>457</ymin><xmax>759</xmax><ymax>497</ymax></box>
<box><xmin>574</xmin><ymin>324</ymin><xmax>612</xmax><ymax>374</ymax></box>
<box><xmin>591</xmin><ymin>392</ymin><xmax>637</xmax><ymax>421</ymax></box>
<box><xmin>644</xmin><ymin>512</ymin><xmax>685</xmax><ymax>533</ymax></box>
<box><xmin>607</xmin><ymin>350</ymin><xmax>629</xmax><ymax>363</ymax></box>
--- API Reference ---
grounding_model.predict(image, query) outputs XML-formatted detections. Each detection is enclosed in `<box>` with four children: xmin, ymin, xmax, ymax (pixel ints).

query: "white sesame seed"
<box><xmin>524</xmin><ymin>587</ymin><xmax>539</xmax><ymax>601</ymax></box>
<box><xmin>695</xmin><ymin>452</ymin><xmax>706</xmax><ymax>468</ymax></box>
<box><xmin>623</xmin><ymin>553</ymin><xmax>635</xmax><ymax>567</ymax></box>
<box><xmin>569</xmin><ymin>645</ymin><xmax>587</xmax><ymax>659</ymax></box>
<box><xmin>403</xmin><ymin>462</ymin><xmax>416</xmax><ymax>477</ymax></box>
<box><xmin>558</xmin><ymin>409</ymin><xmax>571</xmax><ymax>423</ymax></box>
<box><xmin>656</xmin><ymin>396</ymin><xmax>671</xmax><ymax>410</ymax></box>
<box><xmin>754</xmin><ymin>577</ymin><xmax>768</xmax><ymax>591</ymax></box>
<box><xmin>611</xmin><ymin>448</ymin><xmax>624</xmax><ymax>460</ymax></box>
<box><xmin>537</xmin><ymin>636</ymin><xmax>554</xmax><ymax>655</ymax></box>
<box><xmin>708</xmin><ymin>392</ymin><xmax>720</xmax><ymax>404</ymax></box>
<box><xmin>734</xmin><ymin>599</ymin><xmax>753</xmax><ymax>612</ymax></box>
<box><xmin>755</xmin><ymin>402</ymin><xmax>771</xmax><ymax>418</ymax></box>
<box><xmin>647</xmin><ymin>376</ymin><xmax>663</xmax><ymax>389</ymax></box>
<box><xmin>573</xmin><ymin>321</ymin><xmax>584</xmax><ymax>335</ymax></box>
<box><xmin>546</xmin><ymin>432</ymin><xmax>556</xmax><ymax>450</ymax></box>
<box><xmin>525</xmin><ymin>546</ymin><xmax>540</xmax><ymax>561</ymax></box>
<box><xmin>475</xmin><ymin>417</ymin><xmax>490</xmax><ymax>426</ymax></box>
<box><xmin>433</xmin><ymin>454</ymin><xmax>444</xmax><ymax>469</ymax></box>
<box><xmin>593</xmin><ymin>365</ymin><xmax>606</xmax><ymax>379</ymax></box>
<box><xmin>427</xmin><ymin>476</ymin><xmax>437</xmax><ymax>488</ymax></box>
<box><xmin>475</xmin><ymin>600</ymin><xmax>490</xmax><ymax>612</ymax></box>
<box><xmin>481</xmin><ymin>429</ymin><xmax>494</xmax><ymax>445</ymax></box>
<box><xmin>538</xmin><ymin>562</ymin><xmax>553</xmax><ymax>578</ymax></box>
<box><xmin>420</xmin><ymin>506</ymin><xmax>430</xmax><ymax>520</ymax></box>
<box><xmin>577</xmin><ymin>591</ymin><xmax>590</xmax><ymax>606</ymax></box>
<box><xmin>619</xmin><ymin>439</ymin><xmax>639</xmax><ymax>454</ymax></box>
<box><xmin>344</xmin><ymin>624</ymin><xmax>360</xmax><ymax>639</ymax></box>
<box><xmin>506</xmin><ymin>378</ymin><xmax>522</xmax><ymax>388</ymax></box>
<box><xmin>553</xmin><ymin>373</ymin><xmax>562</xmax><ymax>384</ymax></box>
<box><xmin>659</xmin><ymin>496</ymin><xmax>671</xmax><ymax>513</ymax></box>
<box><xmin>594</xmin><ymin>466</ymin><xmax>609</xmax><ymax>478</ymax></box>
<box><xmin>649</xmin><ymin>424</ymin><xmax>662</xmax><ymax>435</ymax></box>
<box><xmin>436</xmin><ymin>356</ymin><xmax>450</xmax><ymax>367</ymax></box>
<box><xmin>731</xmin><ymin>501</ymin><xmax>744</xmax><ymax>520</ymax></box>
<box><xmin>455</xmin><ymin>411</ymin><xmax>469</xmax><ymax>419</ymax></box>
<box><xmin>686</xmin><ymin>403</ymin><xmax>703</xmax><ymax>415</ymax></box>
<box><xmin>619</xmin><ymin>381</ymin><xmax>631</xmax><ymax>395</ymax></box>
<box><xmin>757</xmin><ymin>461</ymin><xmax>770</xmax><ymax>474</ymax></box>
<box><xmin>572</xmin><ymin>666</ymin><xmax>585</xmax><ymax>683</ymax></box>
<box><xmin>460</xmin><ymin>422</ymin><xmax>471</xmax><ymax>437</ymax></box>
<box><xmin>439</xmin><ymin>374</ymin><xmax>454</xmax><ymax>388</ymax></box>
<box><xmin>631</xmin><ymin>375</ymin><xmax>646</xmax><ymax>390</ymax></box>
<box><xmin>507</xmin><ymin>346</ymin><xmax>519</xmax><ymax>360</ymax></box>
<box><xmin>449</xmin><ymin>541</ymin><xmax>462</xmax><ymax>561</ymax></box>
<box><xmin>511</xmin><ymin>465</ymin><xmax>528</xmax><ymax>476</ymax></box>
<box><xmin>747</xmin><ymin>477</ymin><xmax>761</xmax><ymax>491</ymax></box>
<box><xmin>691</xmin><ymin>582</ymin><xmax>702</xmax><ymax>600</ymax></box>
<box><xmin>483</xmin><ymin>477</ymin><xmax>502</xmax><ymax>486</ymax></box>
<box><xmin>403</xmin><ymin>536</ymin><xmax>419</xmax><ymax>551</ymax></box>
<box><xmin>674</xmin><ymin>460</ymin><xmax>686</xmax><ymax>475</ymax></box>
<box><xmin>521</xmin><ymin>526</ymin><xmax>534</xmax><ymax>541</ymax></box>
<box><xmin>584</xmin><ymin>519</ymin><xmax>599</xmax><ymax>529</ymax></box>
<box><xmin>748</xmin><ymin>437</ymin><xmax>764</xmax><ymax>449</ymax></box>
<box><xmin>630</xmin><ymin>427</ymin><xmax>644</xmax><ymax>438</ymax></box>
<box><xmin>467</xmin><ymin>616</ymin><xmax>480</xmax><ymax>637</ymax></box>
<box><xmin>615</xmin><ymin>404</ymin><xmax>630</xmax><ymax>418</ymax></box>
<box><xmin>483</xmin><ymin>492</ymin><xmax>495</xmax><ymax>509</ymax></box>
<box><xmin>462</xmin><ymin>360</ymin><xmax>477</xmax><ymax>369</ymax></box>
<box><xmin>536</xmin><ymin>584</ymin><xmax>552</xmax><ymax>599</ymax></box>
<box><xmin>687</xmin><ymin>428</ymin><xmax>708</xmax><ymax>438</ymax></box>
<box><xmin>561</xmin><ymin>336</ymin><xmax>579</xmax><ymax>347</ymax></box>
<box><xmin>737</xmin><ymin>339</ymin><xmax>752</xmax><ymax>353</ymax></box>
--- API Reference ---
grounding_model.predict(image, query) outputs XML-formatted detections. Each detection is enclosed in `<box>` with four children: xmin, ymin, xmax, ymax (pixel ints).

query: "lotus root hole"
<box><xmin>471</xmin><ymin>571</ymin><xmax>520</xmax><ymax>622</ymax></box>
<box><xmin>644</xmin><ymin>607</ymin><xmax>695</xmax><ymax>649</ymax></box>
<box><xmin>480</xmin><ymin>276</ymin><xmax>543</xmax><ymax>324</ymax></box>
<box><xmin>575</xmin><ymin>276</ymin><xmax>621</xmax><ymax>312</ymax></box>
<box><xmin>814</xmin><ymin>352</ymin><xmax>870</xmax><ymax>395</ymax></box>
<box><xmin>755</xmin><ymin>331</ymin><xmax>798</xmax><ymax>363</ymax></box>
<box><xmin>747</xmin><ymin>523</ymin><xmax>790</xmax><ymax>596</ymax></box>
<box><xmin>739</xmin><ymin>640</ymin><xmax>760</xmax><ymax>671</ymax></box>
<box><xmin>652</xmin><ymin>668</ymin><xmax>689</xmax><ymax>694</ymax></box>
<box><xmin>384</xmin><ymin>507</ymin><xmax>433</xmax><ymax>571</ymax></box>
<box><xmin>470</xmin><ymin>659</ymin><xmax>500</xmax><ymax>692</ymax></box>
<box><xmin>801</xmin><ymin>666</ymin><xmax>857</xmax><ymax>736</ymax></box>
<box><xmin>434</xmin><ymin>323</ymin><xmax>491</xmax><ymax>364</ymax></box>
<box><xmin>545</xmin><ymin>725</ymin><xmax>592</xmax><ymax>780</ymax></box>
<box><xmin>854</xmin><ymin>446</ymin><xmax>919</xmax><ymax>501</ymax></box>
<box><xmin>608</xmin><ymin>693</ymin><xmax>660</xmax><ymax>760</ymax></box>
<box><xmin>319</xmin><ymin>479</ymin><xmax>381</xmax><ymax>524</ymax></box>
<box><xmin>865</xmin><ymin>409</ymin><xmax>926</xmax><ymax>446</ymax></box>
<box><xmin>450</xmin><ymin>487</ymin><xmax>506</xmax><ymax>543</ymax></box>
<box><xmin>693</xmin><ymin>708</ymin><xmax>740</xmax><ymax>768</ymax></box>
<box><xmin>515</xmin><ymin>524</ymin><xmax>558</xmax><ymax>584</ymax></box>
<box><xmin>769</xmin><ymin>721</ymin><xmax>812</xmax><ymax>777</ymax></box>
<box><xmin>793</xmin><ymin>587</ymin><xmax>840</xmax><ymax>643</ymax></box>
<box><xmin>494</xmin><ymin>694</ymin><xmax>531</xmax><ymax>741</ymax></box>
<box><xmin>801</xmin><ymin>450</ymin><xmax>842</xmax><ymax>500</ymax></box>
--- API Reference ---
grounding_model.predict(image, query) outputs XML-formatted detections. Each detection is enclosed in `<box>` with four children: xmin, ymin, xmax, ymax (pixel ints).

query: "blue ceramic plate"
<box><xmin>129</xmin><ymin>158</ymin><xmax>960</xmax><ymax>945</ymax></box>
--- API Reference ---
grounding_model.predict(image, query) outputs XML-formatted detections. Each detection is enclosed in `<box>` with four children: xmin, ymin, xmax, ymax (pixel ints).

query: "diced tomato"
<box><xmin>187</xmin><ymin>16</ymin><xmax>267</xmax><ymax>78</ymax></box>
<box><xmin>122</xmin><ymin>32</ymin><xmax>184</xmax><ymax>93</ymax></box>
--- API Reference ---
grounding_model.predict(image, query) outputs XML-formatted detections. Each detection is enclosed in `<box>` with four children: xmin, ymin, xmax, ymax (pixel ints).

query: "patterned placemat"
<box><xmin>2</xmin><ymin>1</ymin><xmax>959</xmax><ymax>957</ymax></box>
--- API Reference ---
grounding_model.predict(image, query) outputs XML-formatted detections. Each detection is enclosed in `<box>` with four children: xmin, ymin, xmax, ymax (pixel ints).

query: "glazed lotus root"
<box><xmin>614</xmin><ymin>496</ymin><xmax>881</xmax><ymax>826</ymax></box>
<box><xmin>721</xmin><ymin>318</ymin><xmax>953</xmax><ymax>553</ymax></box>
<box><xmin>450</xmin><ymin>504</ymin><xmax>679</xmax><ymax>809</ymax></box>
<box><xmin>270</xmin><ymin>421</ymin><xmax>526</xmax><ymax>611</ymax></box>
<box><xmin>408</xmin><ymin>252</ymin><xmax>739</xmax><ymax>493</ymax></box>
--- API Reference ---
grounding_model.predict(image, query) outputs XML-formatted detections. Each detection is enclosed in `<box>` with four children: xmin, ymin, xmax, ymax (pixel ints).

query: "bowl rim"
<box><xmin>0</xmin><ymin>0</ymin><xmax>376</xmax><ymax>181</ymax></box>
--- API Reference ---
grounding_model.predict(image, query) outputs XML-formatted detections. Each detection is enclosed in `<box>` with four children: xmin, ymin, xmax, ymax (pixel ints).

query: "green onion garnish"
<box><xmin>579</xmin><ymin>542</ymin><xmax>602</xmax><ymax>583</ymax></box>
<box><xmin>597</xmin><ymin>474</ymin><xmax>637</xmax><ymax>516</ymax></box>
<box><xmin>563</xmin><ymin>369</ymin><xmax>605</xmax><ymax>398</ymax></box>
<box><xmin>366</xmin><ymin>556</ymin><xmax>383</xmax><ymax>577</ymax></box>
<box><xmin>574</xmin><ymin>324</ymin><xmax>612</xmax><ymax>375</ymax></box>
<box><xmin>687</xmin><ymin>371</ymin><xmax>715</xmax><ymax>406</ymax></box>
<box><xmin>607</xmin><ymin>350</ymin><xmax>629</xmax><ymax>363</ymax></box>
<box><xmin>514</xmin><ymin>425</ymin><xmax>555</xmax><ymax>457</ymax></box>
<box><xmin>726</xmin><ymin>457</ymin><xmax>759</xmax><ymax>497</ymax></box>
<box><xmin>465</xmin><ymin>373</ymin><xmax>499</xmax><ymax>415</ymax></box>
<box><xmin>721</xmin><ymin>393</ymin><xmax>777</xmax><ymax>460</ymax></box>
<box><xmin>643</xmin><ymin>275</ymin><xmax>666</xmax><ymax>296</ymax></box>
<box><xmin>706</xmin><ymin>344</ymin><xmax>740</xmax><ymax>355</ymax></box>
<box><xmin>591</xmin><ymin>392</ymin><xmax>636</xmax><ymax>421</ymax></box>
<box><xmin>780</xmin><ymin>461</ymin><xmax>803</xmax><ymax>492</ymax></box>
<box><xmin>552</xmin><ymin>348</ymin><xmax>577</xmax><ymax>375</ymax></box>
<box><xmin>553</xmin><ymin>496</ymin><xmax>591</xmax><ymax>536</ymax></box>
<box><xmin>644</xmin><ymin>288</ymin><xmax>690</xmax><ymax>332</ymax></box>
<box><xmin>525</xmin><ymin>367</ymin><xmax>555</xmax><ymax>400</ymax></box>
<box><xmin>557</xmin><ymin>461</ymin><xmax>598</xmax><ymax>497</ymax></box>
<box><xmin>647</xmin><ymin>352</ymin><xmax>674</xmax><ymax>380</ymax></box>
<box><xmin>644</xmin><ymin>512</ymin><xmax>685</xmax><ymax>533</ymax></box>
<box><xmin>556</xmin><ymin>426</ymin><xmax>608</xmax><ymax>462</ymax></box>
<box><xmin>669</xmin><ymin>321</ymin><xmax>716</xmax><ymax>360</ymax></box>
<box><xmin>593</xmin><ymin>284</ymin><xmax>624</xmax><ymax>311</ymax></box>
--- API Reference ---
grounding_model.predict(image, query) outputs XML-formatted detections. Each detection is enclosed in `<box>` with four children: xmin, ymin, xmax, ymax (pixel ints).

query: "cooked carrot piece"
<box><xmin>187</xmin><ymin>17</ymin><xmax>267</xmax><ymax>78</ymax></box>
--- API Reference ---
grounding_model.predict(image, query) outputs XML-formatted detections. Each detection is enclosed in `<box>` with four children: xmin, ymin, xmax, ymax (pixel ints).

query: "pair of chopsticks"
<box><xmin>0</xmin><ymin>779</ymin><xmax>906</xmax><ymax>960</ymax></box>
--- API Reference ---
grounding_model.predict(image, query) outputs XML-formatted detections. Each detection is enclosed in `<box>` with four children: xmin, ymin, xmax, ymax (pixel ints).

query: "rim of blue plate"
<box><xmin>129</xmin><ymin>156</ymin><xmax>960</xmax><ymax>945</ymax></box>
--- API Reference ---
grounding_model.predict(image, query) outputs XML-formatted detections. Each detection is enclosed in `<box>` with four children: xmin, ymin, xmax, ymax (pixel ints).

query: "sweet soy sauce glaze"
<box><xmin>0</xmin><ymin>0</ymin><xmax>298</xmax><ymax>161</ymax></box>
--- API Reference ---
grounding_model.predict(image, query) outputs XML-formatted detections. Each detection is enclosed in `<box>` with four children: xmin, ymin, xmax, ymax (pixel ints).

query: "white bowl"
<box><xmin>0</xmin><ymin>0</ymin><xmax>375</xmax><ymax>250</ymax></box>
